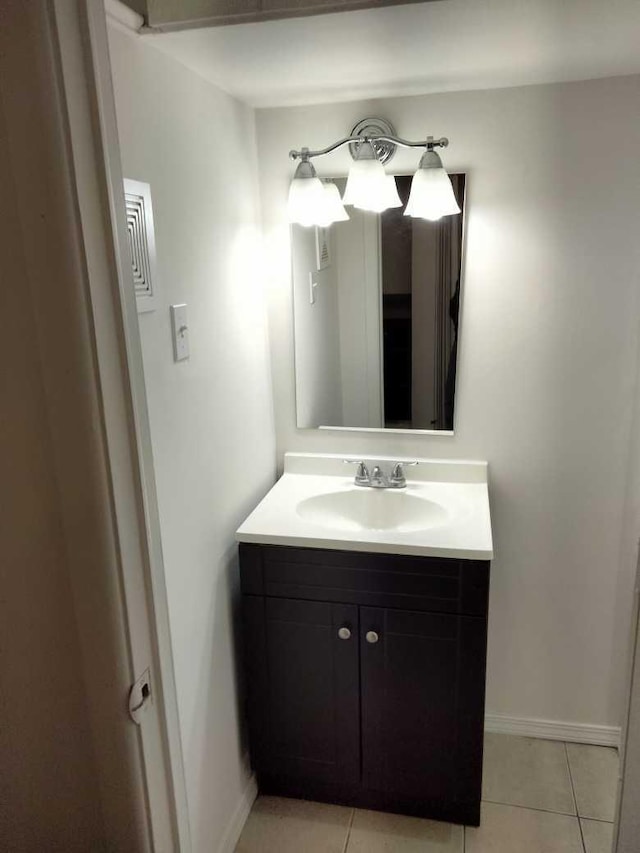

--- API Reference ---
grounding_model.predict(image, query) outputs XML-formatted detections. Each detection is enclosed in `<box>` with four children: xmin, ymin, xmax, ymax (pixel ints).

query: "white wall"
<box><xmin>334</xmin><ymin>207</ymin><xmax>383</xmax><ymax>428</ymax></box>
<box><xmin>291</xmin><ymin>224</ymin><xmax>343</xmax><ymax>426</ymax></box>
<box><xmin>256</xmin><ymin>75</ymin><xmax>640</xmax><ymax>731</ymax></box>
<box><xmin>108</xmin><ymin>25</ymin><xmax>276</xmax><ymax>852</ymax></box>
<box><xmin>292</xmin><ymin>208</ymin><xmax>384</xmax><ymax>429</ymax></box>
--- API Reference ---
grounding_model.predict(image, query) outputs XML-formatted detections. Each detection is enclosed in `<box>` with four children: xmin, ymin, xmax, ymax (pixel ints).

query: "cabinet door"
<box><xmin>360</xmin><ymin>607</ymin><xmax>486</xmax><ymax>805</ymax></box>
<box><xmin>244</xmin><ymin>596</ymin><xmax>360</xmax><ymax>784</ymax></box>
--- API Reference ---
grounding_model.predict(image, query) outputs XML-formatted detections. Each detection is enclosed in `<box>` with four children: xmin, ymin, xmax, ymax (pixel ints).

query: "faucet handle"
<box><xmin>343</xmin><ymin>459</ymin><xmax>370</xmax><ymax>486</ymax></box>
<box><xmin>389</xmin><ymin>461</ymin><xmax>418</xmax><ymax>488</ymax></box>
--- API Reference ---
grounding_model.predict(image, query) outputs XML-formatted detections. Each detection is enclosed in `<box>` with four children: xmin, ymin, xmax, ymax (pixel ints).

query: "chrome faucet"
<box><xmin>369</xmin><ymin>465</ymin><xmax>387</xmax><ymax>488</ymax></box>
<box><xmin>344</xmin><ymin>460</ymin><xmax>418</xmax><ymax>489</ymax></box>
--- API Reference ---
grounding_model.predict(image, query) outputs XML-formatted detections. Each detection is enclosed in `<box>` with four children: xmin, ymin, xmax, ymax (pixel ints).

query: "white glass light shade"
<box><xmin>342</xmin><ymin>141</ymin><xmax>398</xmax><ymax>212</ymax></box>
<box><xmin>322</xmin><ymin>182</ymin><xmax>349</xmax><ymax>222</ymax></box>
<box><xmin>379</xmin><ymin>175</ymin><xmax>403</xmax><ymax>211</ymax></box>
<box><xmin>288</xmin><ymin>161</ymin><xmax>350</xmax><ymax>226</ymax></box>
<box><xmin>404</xmin><ymin>149</ymin><xmax>461</xmax><ymax>221</ymax></box>
<box><xmin>288</xmin><ymin>168</ymin><xmax>326</xmax><ymax>226</ymax></box>
<box><xmin>347</xmin><ymin>174</ymin><xmax>403</xmax><ymax>214</ymax></box>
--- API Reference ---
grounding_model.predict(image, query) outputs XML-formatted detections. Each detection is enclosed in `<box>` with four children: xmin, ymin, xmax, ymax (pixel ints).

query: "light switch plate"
<box><xmin>309</xmin><ymin>272</ymin><xmax>319</xmax><ymax>305</ymax></box>
<box><xmin>170</xmin><ymin>304</ymin><xmax>189</xmax><ymax>361</ymax></box>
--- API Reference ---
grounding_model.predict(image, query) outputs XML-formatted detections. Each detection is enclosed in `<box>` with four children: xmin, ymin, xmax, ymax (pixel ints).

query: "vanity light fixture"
<box><xmin>405</xmin><ymin>146</ymin><xmax>461</xmax><ymax>221</ymax></box>
<box><xmin>287</xmin><ymin>155</ymin><xmax>351</xmax><ymax>227</ymax></box>
<box><xmin>321</xmin><ymin>180</ymin><xmax>350</xmax><ymax>223</ymax></box>
<box><xmin>342</xmin><ymin>140</ymin><xmax>402</xmax><ymax>212</ymax></box>
<box><xmin>288</xmin><ymin>117</ymin><xmax>460</xmax><ymax>226</ymax></box>
<box><xmin>287</xmin><ymin>152</ymin><xmax>329</xmax><ymax>226</ymax></box>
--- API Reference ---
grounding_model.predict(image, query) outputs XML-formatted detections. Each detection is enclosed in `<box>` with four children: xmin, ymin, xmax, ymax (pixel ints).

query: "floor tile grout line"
<box><xmin>341</xmin><ymin>807</ymin><xmax>355</xmax><ymax>853</ymax></box>
<box><xmin>481</xmin><ymin>798</ymin><xmax>578</xmax><ymax>818</ymax></box>
<box><xmin>577</xmin><ymin>816</ymin><xmax>615</xmax><ymax>825</ymax></box>
<box><xmin>564</xmin><ymin>741</ymin><xmax>587</xmax><ymax>853</ymax></box>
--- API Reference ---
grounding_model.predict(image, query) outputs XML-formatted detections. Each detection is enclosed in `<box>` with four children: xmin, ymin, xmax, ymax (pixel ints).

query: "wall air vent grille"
<box><xmin>123</xmin><ymin>178</ymin><xmax>158</xmax><ymax>313</ymax></box>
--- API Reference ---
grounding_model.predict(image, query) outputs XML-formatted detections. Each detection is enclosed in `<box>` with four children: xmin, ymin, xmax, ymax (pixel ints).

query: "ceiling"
<box><xmin>143</xmin><ymin>0</ymin><xmax>640</xmax><ymax>108</ymax></box>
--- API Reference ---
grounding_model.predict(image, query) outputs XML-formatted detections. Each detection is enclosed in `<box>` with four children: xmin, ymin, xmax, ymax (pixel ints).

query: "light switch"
<box><xmin>170</xmin><ymin>304</ymin><xmax>189</xmax><ymax>361</ymax></box>
<box><xmin>309</xmin><ymin>272</ymin><xmax>319</xmax><ymax>305</ymax></box>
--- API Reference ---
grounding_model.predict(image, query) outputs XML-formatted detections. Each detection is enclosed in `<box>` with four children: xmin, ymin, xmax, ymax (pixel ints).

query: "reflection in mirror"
<box><xmin>292</xmin><ymin>174</ymin><xmax>465</xmax><ymax>431</ymax></box>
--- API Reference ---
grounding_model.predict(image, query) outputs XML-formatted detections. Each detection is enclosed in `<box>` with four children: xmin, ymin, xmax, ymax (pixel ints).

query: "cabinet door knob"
<box><xmin>338</xmin><ymin>626</ymin><xmax>351</xmax><ymax>640</ymax></box>
<box><xmin>365</xmin><ymin>630</ymin><xmax>380</xmax><ymax>644</ymax></box>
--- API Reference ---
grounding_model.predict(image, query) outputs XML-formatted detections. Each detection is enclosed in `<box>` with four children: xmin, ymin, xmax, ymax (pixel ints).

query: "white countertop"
<box><xmin>236</xmin><ymin>453</ymin><xmax>494</xmax><ymax>560</ymax></box>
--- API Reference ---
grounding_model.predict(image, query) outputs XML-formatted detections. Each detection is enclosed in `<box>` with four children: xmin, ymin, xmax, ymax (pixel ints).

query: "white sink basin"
<box><xmin>296</xmin><ymin>489</ymin><xmax>449</xmax><ymax>533</ymax></box>
<box><xmin>236</xmin><ymin>453</ymin><xmax>494</xmax><ymax>559</ymax></box>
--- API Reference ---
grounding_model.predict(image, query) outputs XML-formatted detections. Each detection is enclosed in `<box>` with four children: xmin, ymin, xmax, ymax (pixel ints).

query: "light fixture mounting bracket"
<box><xmin>349</xmin><ymin>117</ymin><xmax>397</xmax><ymax>165</ymax></box>
<box><xmin>288</xmin><ymin>127</ymin><xmax>449</xmax><ymax>164</ymax></box>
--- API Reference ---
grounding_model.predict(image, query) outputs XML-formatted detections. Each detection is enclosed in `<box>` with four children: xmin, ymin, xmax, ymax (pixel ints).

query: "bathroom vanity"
<box><xmin>236</xmin><ymin>453</ymin><xmax>493</xmax><ymax>826</ymax></box>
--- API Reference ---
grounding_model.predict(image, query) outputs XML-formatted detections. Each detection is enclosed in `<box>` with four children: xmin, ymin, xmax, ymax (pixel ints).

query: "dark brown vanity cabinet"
<box><xmin>239</xmin><ymin>543</ymin><xmax>490</xmax><ymax>826</ymax></box>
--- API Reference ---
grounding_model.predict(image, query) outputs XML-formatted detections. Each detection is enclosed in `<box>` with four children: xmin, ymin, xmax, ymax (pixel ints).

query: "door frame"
<box><xmin>614</xmin><ymin>547</ymin><xmax>640</xmax><ymax>851</ymax></box>
<box><xmin>51</xmin><ymin>0</ymin><xmax>191</xmax><ymax>849</ymax></box>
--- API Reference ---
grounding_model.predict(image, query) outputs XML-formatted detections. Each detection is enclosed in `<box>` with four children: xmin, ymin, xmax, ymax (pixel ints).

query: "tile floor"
<box><xmin>235</xmin><ymin>734</ymin><xmax>618</xmax><ymax>852</ymax></box>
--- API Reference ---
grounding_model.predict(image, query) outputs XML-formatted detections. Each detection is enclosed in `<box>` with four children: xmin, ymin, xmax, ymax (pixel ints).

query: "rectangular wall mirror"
<box><xmin>291</xmin><ymin>174</ymin><xmax>466</xmax><ymax>431</ymax></box>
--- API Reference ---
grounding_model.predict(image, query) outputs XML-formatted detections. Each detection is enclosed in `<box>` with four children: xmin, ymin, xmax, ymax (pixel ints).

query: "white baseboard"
<box><xmin>218</xmin><ymin>773</ymin><xmax>258</xmax><ymax>853</ymax></box>
<box><xmin>105</xmin><ymin>0</ymin><xmax>144</xmax><ymax>32</ymax></box>
<box><xmin>485</xmin><ymin>713</ymin><xmax>621</xmax><ymax>748</ymax></box>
